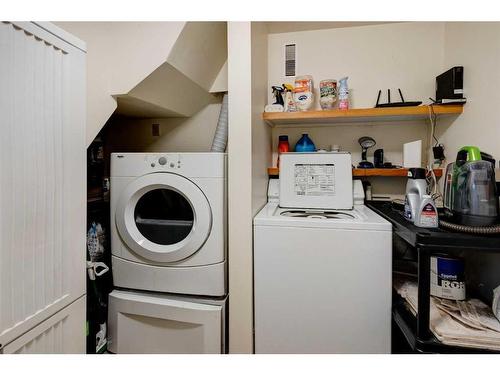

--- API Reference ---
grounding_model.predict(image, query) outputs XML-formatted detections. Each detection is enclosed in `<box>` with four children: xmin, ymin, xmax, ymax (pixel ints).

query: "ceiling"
<box><xmin>265</xmin><ymin>22</ymin><xmax>396</xmax><ymax>34</ymax></box>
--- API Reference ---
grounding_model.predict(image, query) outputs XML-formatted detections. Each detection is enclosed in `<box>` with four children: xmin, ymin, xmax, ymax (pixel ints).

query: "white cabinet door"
<box><xmin>1</xmin><ymin>296</ymin><xmax>85</xmax><ymax>354</ymax></box>
<box><xmin>0</xmin><ymin>22</ymin><xmax>86</xmax><ymax>349</ymax></box>
<box><xmin>108</xmin><ymin>290</ymin><xmax>226</xmax><ymax>354</ymax></box>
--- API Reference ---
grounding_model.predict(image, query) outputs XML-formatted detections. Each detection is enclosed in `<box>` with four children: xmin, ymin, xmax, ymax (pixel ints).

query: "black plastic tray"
<box><xmin>367</xmin><ymin>200</ymin><xmax>500</xmax><ymax>252</ymax></box>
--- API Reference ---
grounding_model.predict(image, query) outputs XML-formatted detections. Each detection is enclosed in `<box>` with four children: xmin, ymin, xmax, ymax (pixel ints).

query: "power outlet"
<box><xmin>152</xmin><ymin>123</ymin><xmax>160</xmax><ymax>137</ymax></box>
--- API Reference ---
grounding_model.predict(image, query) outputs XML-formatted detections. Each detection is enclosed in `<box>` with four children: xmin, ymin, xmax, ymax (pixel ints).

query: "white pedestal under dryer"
<box><xmin>108</xmin><ymin>290</ymin><xmax>227</xmax><ymax>354</ymax></box>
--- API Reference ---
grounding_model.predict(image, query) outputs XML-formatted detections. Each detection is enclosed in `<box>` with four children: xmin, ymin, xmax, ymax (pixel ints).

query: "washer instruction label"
<box><xmin>294</xmin><ymin>164</ymin><xmax>335</xmax><ymax>196</ymax></box>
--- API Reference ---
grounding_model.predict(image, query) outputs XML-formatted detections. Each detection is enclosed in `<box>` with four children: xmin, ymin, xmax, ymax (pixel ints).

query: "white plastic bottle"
<box><xmin>338</xmin><ymin>77</ymin><xmax>349</xmax><ymax>110</ymax></box>
<box><xmin>293</xmin><ymin>75</ymin><xmax>314</xmax><ymax>111</ymax></box>
<box><xmin>414</xmin><ymin>195</ymin><xmax>439</xmax><ymax>228</ymax></box>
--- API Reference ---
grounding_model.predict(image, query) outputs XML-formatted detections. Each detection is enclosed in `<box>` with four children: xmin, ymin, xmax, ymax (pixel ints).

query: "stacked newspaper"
<box><xmin>395</xmin><ymin>279</ymin><xmax>500</xmax><ymax>350</ymax></box>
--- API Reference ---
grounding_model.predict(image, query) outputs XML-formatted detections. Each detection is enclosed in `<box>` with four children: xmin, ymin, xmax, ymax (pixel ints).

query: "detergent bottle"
<box><xmin>404</xmin><ymin>168</ymin><xmax>427</xmax><ymax>222</ymax></box>
<box><xmin>295</xmin><ymin>134</ymin><xmax>316</xmax><ymax>152</ymax></box>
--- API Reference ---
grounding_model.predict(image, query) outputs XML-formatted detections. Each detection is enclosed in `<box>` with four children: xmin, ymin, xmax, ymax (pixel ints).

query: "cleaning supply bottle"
<box><xmin>338</xmin><ymin>77</ymin><xmax>349</xmax><ymax>110</ymax></box>
<box><xmin>277</xmin><ymin>135</ymin><xmax>290</xmax><ymax>167</ymax></box>
<box><xmin>404</xmin><ymin>168</ymin><xmax>427</xmax><ymax>222</ymax></box>
<box><xmin>295</xmin><ymin>134</ymin><xmax>316</xmax><ymax>152</ymax></box>
<box><xmin>414</xmin><ymin>195</ymin><xmax>439</xmax><ymax>228</ymax></box>
<box><xmin>293</xmin><ymin>75</ymin><xmax>314</xmax><ymax>111</ymax></box>
<box><xmin>283</xmin><ymin>84</ymin><xmax>297</xmax><ymax>112</ymax></box>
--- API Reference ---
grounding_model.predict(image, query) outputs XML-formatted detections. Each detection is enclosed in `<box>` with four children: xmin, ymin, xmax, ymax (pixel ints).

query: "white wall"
<box><xmin>267</xmin><ymin>22</ymin><xmax>447</xmax><ymax>195</ymax></box>
<box><xmin>268</xmin><ymin>22</ymin><xmax>445</xmax><ymax>110</ymax></box>
<box><xmin>252</xmin><ymin>24</ymin><xmax>272</xmax><ymax>215</ymax></box>
<box><xmin>167</xmin><ymin>22</ymin><xmax>227</xmax><ymax>92</ymax></box>
<box><xmin>104</xmin><ymin>100</ymin><xmax>223</xmax><ymax>153</ymax></box>
<box><xmin>438</xmin><ymin>22</ymin><xmax>500</xmax><ymax>161</ymax></box>
<box><xmin>227</xmin><ymin>22</ymin><xmax>254</xmax><ymax>354</ymax></box>
<box><xmin>226</xmin><ymin>21</ymin><xmax>272</xmax><ymax>354</ymax></box>
<box><xmin>55</xmin><ymin>22</ymin><xmax>186</xmax><ymax>146</ymax></box>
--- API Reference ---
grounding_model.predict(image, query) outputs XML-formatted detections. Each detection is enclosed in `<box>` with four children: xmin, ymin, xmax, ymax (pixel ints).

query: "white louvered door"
<box><xmin>0</xmin><ymin>22</ymin><xmax>86</xmax><ymax>351</ymax></box>
<box><xmin>1</xmin><ymin>296</ymin><xmax>86</xmax><ymax>354</ymax></box>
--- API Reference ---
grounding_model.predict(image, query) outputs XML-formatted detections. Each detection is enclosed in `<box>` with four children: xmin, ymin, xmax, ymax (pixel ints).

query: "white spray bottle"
<box><xmin>338</xmin><ymin>77</ymin><xmax>349</xmax><ymax>110</ymax></box>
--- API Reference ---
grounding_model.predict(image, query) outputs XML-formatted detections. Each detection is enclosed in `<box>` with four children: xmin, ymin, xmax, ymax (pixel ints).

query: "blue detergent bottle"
<box><xmin>295</xmin><ymin>133</ymin><xmax>316</xmax><ymax>152</ymax></box>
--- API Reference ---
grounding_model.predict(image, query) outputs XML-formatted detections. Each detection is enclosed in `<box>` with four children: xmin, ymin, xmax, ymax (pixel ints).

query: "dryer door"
<box><xmin>115</xmin><ymin>173</ymin><xmax>212</xmax><ymax>263</ymax></box>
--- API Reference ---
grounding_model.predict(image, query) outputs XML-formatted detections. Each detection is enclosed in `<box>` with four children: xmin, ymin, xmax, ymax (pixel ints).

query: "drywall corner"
<box><xmin>210</xmin><ymin>61</ymin><xmax>228</xmax><ymax>93</ymax></box>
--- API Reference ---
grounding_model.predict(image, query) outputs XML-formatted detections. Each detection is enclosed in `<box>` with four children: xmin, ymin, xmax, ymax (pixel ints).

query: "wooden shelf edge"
<box><xmin>268</xmin><ymin>167</ymin><xmax>443</xmax><ymax>178</ymax></box>
<box><xmin>263</xmin><ymin>104</ymin><xmax>463</xmax><ymax>126</ymax></box>
<box><xmin>268</xmin><ymin>167</ymin><xmax>279</xmax><ymax>176</ymax></box>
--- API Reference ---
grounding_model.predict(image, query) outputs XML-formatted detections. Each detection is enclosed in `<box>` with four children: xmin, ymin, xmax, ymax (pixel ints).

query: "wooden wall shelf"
<box><xmin>268</xmin><ymin>167</ymin><xmax>443</xmax><ymax>178</ymax></box>
<box><xmin>263</xmin><ymin>105</ymin><xmax>463</xmax><ymax>127</ymax></box>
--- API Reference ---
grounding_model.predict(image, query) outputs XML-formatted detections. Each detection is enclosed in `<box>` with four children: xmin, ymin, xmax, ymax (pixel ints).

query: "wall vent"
<box><xmin>285</xmin><ymin>43</ymin><xmax>296</xmax><ymax>77</ymax></box>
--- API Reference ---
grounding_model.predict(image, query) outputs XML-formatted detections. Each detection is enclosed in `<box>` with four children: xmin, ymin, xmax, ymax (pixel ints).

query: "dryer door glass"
<box><xmin>134</xmin><ymin>189</ymin><xmax>194</xmax><ymax>245</ymax></box>
<box><xmin>115</xmin><ymin>172</ymin><xmax>212</xmax><ymax>263</ymax></box>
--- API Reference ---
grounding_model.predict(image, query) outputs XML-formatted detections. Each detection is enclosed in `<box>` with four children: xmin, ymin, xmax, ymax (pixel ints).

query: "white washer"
<box><xmin>253</xmin><ymin>181</ymin><xmax>392</xmax><ymax>353</ymax></box>
<box><xmin>111</xmin><ymin>153</ymin><xmax>226</xmax><ymax>297</ymax></box>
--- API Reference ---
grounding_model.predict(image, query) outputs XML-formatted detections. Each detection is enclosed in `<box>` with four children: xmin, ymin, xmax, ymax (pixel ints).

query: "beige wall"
<box><xmin>104</xmin><ymin>100</ymin><xmax>223</xmax><ymax>153</ymax></box>
<box><xmin>56</xmin><ymin>22</ymin><xmax>227</xmax><ymax>147</ymax></box>
<box><xmin>227</xmin><ymin>21</ymin><xmax>272</xmax><ymax>354</ymax></box>
<box><xmin>438</xmin><ymin>22</ymin><xmax>500</xmax><ymax>162</ymax></box>
<box><xmin>167</xmin><ymin>22</ymin><xmax>227</xmax><ymax>92</ymax></box>
<box><xmin>268</xmin><ymin>22</ymin><xmax>445</xmax><ymax>110</ymax></box>
<box><xmin>267</xmin><ymin>22</ymin><xmax>447</xmax><ymax>196</ymax></box>
<box><xmin>252</xmin><ymin>24</ymin><xmax>272</xmax><ymax>215</ymax></box>
<box><xmin>227</xmin><ymin>22</ymin><xmax>254</xmax><ymax>353</ymax></box>
<box><xmin>55</xmin><ymin>22</ymin><xmax>186</xmax><ymax>146</ymax></box>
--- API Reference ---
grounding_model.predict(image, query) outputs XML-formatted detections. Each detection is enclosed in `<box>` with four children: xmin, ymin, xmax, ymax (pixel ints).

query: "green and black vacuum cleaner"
<box><xmin>443</xmin><ymin>146</ymin><xmax>499</xmax><ymax>227</ymax></box>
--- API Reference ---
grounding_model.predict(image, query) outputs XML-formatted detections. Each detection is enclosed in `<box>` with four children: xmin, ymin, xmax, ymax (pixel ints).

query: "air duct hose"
<box><xmin>439</xmin><ymin>220</ymin><xmax>500</xmax><ymax>234</ymax></box>
<box><xmin>211</xmin><ymin>93</ymin><xmax>228</xmax><ymax>152</ymax></box>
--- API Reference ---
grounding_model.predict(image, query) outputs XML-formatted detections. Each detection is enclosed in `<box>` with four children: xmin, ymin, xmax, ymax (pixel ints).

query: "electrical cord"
<box><xmin>429</xmin><ymin>104</ymin><xmax>439</xmax><ymax>147</ymax></box>
<box><xmin>426</xmin><ymin>104</ymin><xmax>443</xmax><ymax>202</ymax></box>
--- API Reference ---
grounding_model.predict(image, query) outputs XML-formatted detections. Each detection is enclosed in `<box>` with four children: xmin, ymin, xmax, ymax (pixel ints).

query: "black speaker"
<box><xmin>436</xmin><ymin>66</ymin><xmax>465</xmax><ymax>103</ymax></box>
<box><xmin>374</xmin><ymin>149</ymin><xmax>384</xmax><ymax>168</ymax></box>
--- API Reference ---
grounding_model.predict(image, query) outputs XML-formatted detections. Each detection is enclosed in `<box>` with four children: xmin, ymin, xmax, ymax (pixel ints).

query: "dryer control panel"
<box><xmin>148</xmin><ymin>154</ymin><xmax>181</xmax><ymax>169</ymax></box>
<box><xmin>110</xmin><ymin>153</ymin><xmax>226</xmax><ymax>178</ymax></box>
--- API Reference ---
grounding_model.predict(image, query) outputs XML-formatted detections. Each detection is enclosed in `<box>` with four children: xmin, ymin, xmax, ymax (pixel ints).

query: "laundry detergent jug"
<box><xmin>294</xmin><ymin>134</ymin><xmax>316</xmax><ymax>152</ymax></box>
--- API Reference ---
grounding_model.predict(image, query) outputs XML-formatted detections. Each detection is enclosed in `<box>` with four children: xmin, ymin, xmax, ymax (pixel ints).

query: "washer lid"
<box><xmin>280</xmin><ymin>210</ymin><xmax>356</xmax><ymax>220</ymax></box>
<box><xmin>115</xmin><ymin>172</ymin><xmax>212</xmax><ymax>263</ymax></box>
<box><xmin>254</xmin><ymin>203</ymin><xmax>391</xmax><ymax>231</ymax></box>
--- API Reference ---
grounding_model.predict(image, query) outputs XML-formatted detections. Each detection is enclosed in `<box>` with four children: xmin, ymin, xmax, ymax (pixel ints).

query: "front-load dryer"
<box><xmin>110</xmin><ymin>153</ymin><xmax>226</xmax><ymax>297</ymax></box>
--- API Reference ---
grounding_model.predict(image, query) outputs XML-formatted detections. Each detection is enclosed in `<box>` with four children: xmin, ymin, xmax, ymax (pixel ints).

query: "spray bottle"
<box><xmin>283</xmin><ymin>83</ymin><xmax>297</xmax><ymax>112</ymax></box>
<box><xmin>272</xmin><ymin>85</ymin><xmax>284</xmax><ymax>106</ymax></box>
<box><xmin>265</xmin><ymin>86</ymin><xmax>285</xmax><ymax>112</ymax></box>
<box><xmin>338</xmin><ymin>77</ymin><xmax>349</xmax><ymax>110</ymax></box>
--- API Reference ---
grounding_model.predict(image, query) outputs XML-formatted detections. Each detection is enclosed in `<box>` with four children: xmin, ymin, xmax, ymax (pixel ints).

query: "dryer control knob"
<box><xmin>158</xmin><ymin>157</ymin><xmax>167</xmax><ymax>165</ymax></box>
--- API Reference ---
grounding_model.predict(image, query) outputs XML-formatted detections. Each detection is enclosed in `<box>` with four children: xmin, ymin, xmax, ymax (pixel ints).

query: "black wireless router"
<box><xmin>375</xmin><ymin>89</ymin><xmax>422</xmax><ymax>108</ymax></box>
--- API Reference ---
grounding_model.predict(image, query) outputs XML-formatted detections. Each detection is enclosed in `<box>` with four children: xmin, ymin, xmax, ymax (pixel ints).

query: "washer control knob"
<box><xmin>158</xmin><ymin>157</ymin><xmax>167</xmax><ymax>165</ymax></box>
